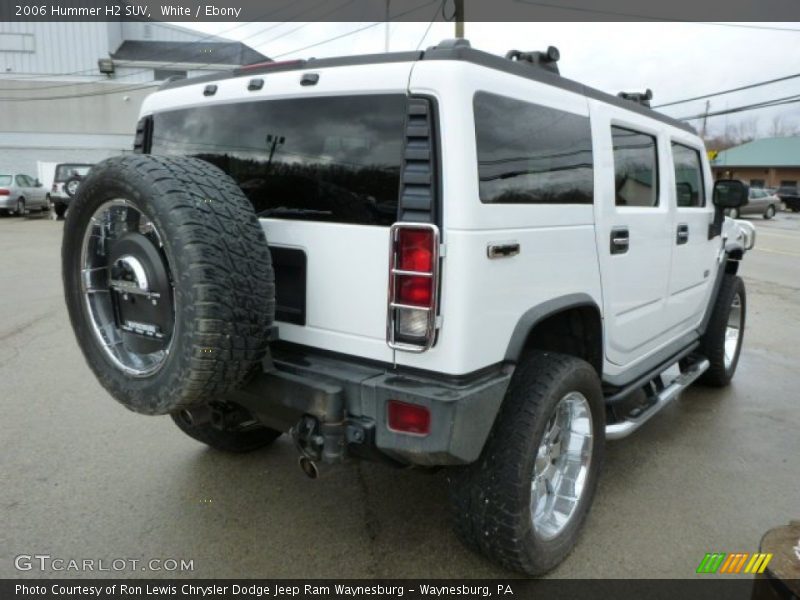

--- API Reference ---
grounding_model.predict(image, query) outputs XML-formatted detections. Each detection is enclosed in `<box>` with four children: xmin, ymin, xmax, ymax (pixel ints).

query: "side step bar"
<box><xmin>605</xmin><ymin>358</ymin><xmax>710</xmax><ymax>440</ymax></box>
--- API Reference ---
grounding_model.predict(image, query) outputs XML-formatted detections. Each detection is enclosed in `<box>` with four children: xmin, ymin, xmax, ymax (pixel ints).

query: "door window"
<box><xmin>611</xmin><ymin>127</ymin><xmax>658</xmax><ymax>207</ymax></box>
<box><xmin>15</xmin><ymin>175</ymin><xmax>31</xmax><ymax>187</ymax></box>
<box><xmin>671</xmin><ymin>143</ymin><xmax>705</xmax><ymax>207</ymax></box>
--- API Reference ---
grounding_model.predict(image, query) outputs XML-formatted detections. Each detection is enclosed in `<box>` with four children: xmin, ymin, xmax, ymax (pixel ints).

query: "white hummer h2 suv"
<box><xmin>62</xmin><ymin>39</ymin><xmax>755</xmax><ymax>575</ymax></box>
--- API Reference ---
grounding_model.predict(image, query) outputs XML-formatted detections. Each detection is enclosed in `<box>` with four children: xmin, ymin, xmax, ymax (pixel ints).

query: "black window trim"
<box><xmin>670</xmin><ymin>140</ymin><xmax>707</xmax><ymax>209</ymax></box>
<box><xmin>610</xmin><ymin>124</ymin><xmax>661</xmax><ymax>209</ymax></box>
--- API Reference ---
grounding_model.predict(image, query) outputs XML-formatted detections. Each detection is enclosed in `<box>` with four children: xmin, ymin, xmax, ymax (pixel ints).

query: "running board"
<box><xmin>605</xmin><ymin>358</ymin><xmax>710</xmax><ymax>440</ymax></box>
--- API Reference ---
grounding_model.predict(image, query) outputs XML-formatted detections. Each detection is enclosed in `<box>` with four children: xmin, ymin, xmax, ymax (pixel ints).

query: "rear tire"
<box><xmin>447</xmin><ymin>351</ymin><xmax>604</xmax><ymax>576</ymax></box>
<box><xmin>698</xmin><ymin>275</ymin><xmax>745</xmax><ymax>387</ymax></box>
<box><xmin>62</xmin><ymin>155</ymin><xmax>275</xmax><ymax>415</ymax></box>
<box><xmin>171</xmin><ymin>411</ymin><xmax>281</xmax><ymax>453</ymax></box>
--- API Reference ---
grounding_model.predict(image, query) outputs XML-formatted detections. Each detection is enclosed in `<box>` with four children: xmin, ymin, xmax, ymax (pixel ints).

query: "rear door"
<box><xmin>590</xmin><ymin>102</ymin><xmax>676</xmax><ymax>368</ymax></box>
<box><xmin>146</xmin><ymin>63</ymin><xmax>415</xmax><ymax>364</ymax></box>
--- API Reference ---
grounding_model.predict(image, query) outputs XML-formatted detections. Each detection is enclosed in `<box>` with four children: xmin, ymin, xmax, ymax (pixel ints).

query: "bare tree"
<box><xmin>768</xmin><ymin>115</ymin><xmax>799</xmax><ymax>137</ymax></box>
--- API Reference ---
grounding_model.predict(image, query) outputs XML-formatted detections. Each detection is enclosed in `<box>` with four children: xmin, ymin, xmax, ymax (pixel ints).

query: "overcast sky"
<box><xmin>178</xmin><ymin>21</ymin><xmax>800</xmax><ymax>137</ymax></box>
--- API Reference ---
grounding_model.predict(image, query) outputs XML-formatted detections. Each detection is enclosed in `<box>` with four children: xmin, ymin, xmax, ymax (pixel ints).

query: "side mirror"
<box><xmin>713</xmin><ymin>179</ymin><xmax>748</xmax><ymax>209</ymax></box>
<box><xmin>35</xmin><ymin>179</ymin><xmax>42</xmax><ymax>187</ymax></box>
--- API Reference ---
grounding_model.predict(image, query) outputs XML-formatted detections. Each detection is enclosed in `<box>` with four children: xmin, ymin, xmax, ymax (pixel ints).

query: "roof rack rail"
<box><xmin>505</xmin><ymin>46</ymin><xmax>560</xmax><ymax>75</ymax></box>
<box><xmin>617</xmin><ymin>89</ymin><xmax>653</xmax><ymax>108</ymax></box>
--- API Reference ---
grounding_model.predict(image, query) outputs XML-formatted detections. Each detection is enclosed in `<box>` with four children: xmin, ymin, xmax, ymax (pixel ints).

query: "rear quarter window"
<box><xmin>473</xmin><ymin>91</ymin><xmax>594</xmax><ymax>204</ymax></box>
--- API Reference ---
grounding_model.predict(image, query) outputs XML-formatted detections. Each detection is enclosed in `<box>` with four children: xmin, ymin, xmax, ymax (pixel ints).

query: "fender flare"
<box><xmin>504</xmin><ymin>293</ymin><xmax>602</xmax><ymax>363</ymax></box>
<box><xmin>698</xmin><ymin>249</ymin><xmax>742</xmax><ymax>337</ymax></box>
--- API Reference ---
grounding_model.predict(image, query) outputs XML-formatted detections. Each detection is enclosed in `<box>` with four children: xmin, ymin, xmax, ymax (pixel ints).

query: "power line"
<box><xmin>0</xmin><ymin>0</ymin><xmax>439</xmax><ymax>102</ymax></box>
<box><xmin>0</xmin><ymin>7</ymin><xmax>296</xmax><ymax>87</ymax></box>
<box><xmin>677</xmin><ymin>94</ymin><xmax>800</xmax><ymax>120</ymax></box>
<box><xmin>516</xmin><ymin>1</ymin><xmax>800</xmax><ymax>32</ymax></box>
<box><xmin>0</xmin><ymin>82</ymin><xmax>159</xmax><ymax>102</ymax></box>
<box><xmin>416</xmin><ymin>0</ymin><xmax>446</xmax><ymax>50</ymax></box>
<box><xmin>252</xmin><ymin>0</ymin><xmax>359</xmax><ymax>50</ymax></box>
<box><xmin>2</xmin><ymin>0</ymin><xmax>343</xmax><ymax>93</ymax></box>
<box><xmin>270</xmin><ymin>0</ymin><xmax>439</xmax><ymax>59</ymax></box>
<box><xmin>654</xmin><ymin>72</ymin><xmax>800</xmax><ymax>108</ymax></box>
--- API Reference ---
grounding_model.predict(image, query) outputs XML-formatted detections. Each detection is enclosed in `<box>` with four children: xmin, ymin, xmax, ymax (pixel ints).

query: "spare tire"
<box><xmin>62</xmin><ymin>155</ymin><xmax>275</xmax><ymax>415</ymax></box>
<box><xmin>64</xmin><ymin>175</ymin><xmax>82</xmax><ymax>198</ymax></box>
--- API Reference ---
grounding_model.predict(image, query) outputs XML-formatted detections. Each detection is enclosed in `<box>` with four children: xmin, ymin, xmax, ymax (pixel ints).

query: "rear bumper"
<box><xmin>229</xmin><ymin>344</ymin><xmax>512</xmax><ymax>466</ymax></box>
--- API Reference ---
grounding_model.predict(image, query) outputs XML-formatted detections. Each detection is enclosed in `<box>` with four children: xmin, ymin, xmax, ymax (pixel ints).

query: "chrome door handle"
<box><xmin>610</xmin><ymin>227</ymin><xmax>629</xmax><ymax>254</ymax></box>
<box><xmin>487</xmin><ymin>243</ymin><xmax>520</xmax><ymax>259</ymax></box>
<box><xmin>676</xmin><ymin>223</ymin><xmax>689</xmax><ymax>245</ymax></box>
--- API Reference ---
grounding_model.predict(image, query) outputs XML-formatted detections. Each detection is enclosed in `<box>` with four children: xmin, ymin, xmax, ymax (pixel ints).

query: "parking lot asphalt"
<box><xmin>1</xmin><ymin>211</ymin><xmax>798</xmax><ymax>579</ymax></box>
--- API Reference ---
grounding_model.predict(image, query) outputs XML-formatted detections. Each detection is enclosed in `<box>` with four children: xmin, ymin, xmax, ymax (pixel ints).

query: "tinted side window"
<box><xmin>15</xmin><ymin>175</ymin><xmax>29</xmax><ymax>187</ymax></box>
<box><xmin>473</xmin><ymin>92</ymin><xmax>593</xmax><ymax>204</ymax></box>
<box><xmin>611</xmin><ymin>127</ymin><xmax>658</xmax><ymax>207</ymax></box>
<box><xmin>672</xmin><ymin>143</ymin><xmax>705</xmax><ymax>207</ymax></box>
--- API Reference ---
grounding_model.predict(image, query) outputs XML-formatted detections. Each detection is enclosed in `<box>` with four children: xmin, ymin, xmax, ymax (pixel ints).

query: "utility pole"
<box><xmin>454</xmin><ymin>0</ymin><xmax>464</xmax><ymax>38</ymax></box>
<box><xmin>384</xmin><ymin>0</ymin><xmax>390</xmax><ymax>52</ymax></box>
<box><xmin>701</xmin><ymin>99</ymin><xmax>711</xmax><ymax>139</ymax></box>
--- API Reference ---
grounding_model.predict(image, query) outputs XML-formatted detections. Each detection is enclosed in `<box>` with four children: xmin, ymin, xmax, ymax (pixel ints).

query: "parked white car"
<box><xmin>0</xmin><ymin>173</ymin><xmax>49</xmax><ymax>215</ymax></box>
<box><xmin>61</xmin><ymin>39</ymin><xmax>755</xmax><ymax>576</ymax></box>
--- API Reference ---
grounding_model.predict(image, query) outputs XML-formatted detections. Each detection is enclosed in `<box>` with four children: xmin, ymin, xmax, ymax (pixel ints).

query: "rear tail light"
<box><xmin>387</xmin><ymin>223</ymin><xmax>440</xmax><ymax>352</ymax></box>
<box><xmin>387</xmin><ymin>400</ymin><xmax>430</xmax><ymax>435</ymax></box>
<box><xmin>0</xmin><ymin>189</ymin><xmax>9</xmax><ymax>196</ymax></box>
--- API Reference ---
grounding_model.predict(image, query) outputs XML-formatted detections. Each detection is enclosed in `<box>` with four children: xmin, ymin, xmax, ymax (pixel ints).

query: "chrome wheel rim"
<box><xmin>531</xmin><ymin>391</ymin><xmax>593</xmax><ymax>540</ymax></box>
<box><xmin>79</xmin><ymin>199</ymin><xmax>175</xmax><ymax>377</ymax></box>
<box><xmin>724</xmin><ymin>293</ymin><xmax>743</xmax><ymax>370</ymax></box>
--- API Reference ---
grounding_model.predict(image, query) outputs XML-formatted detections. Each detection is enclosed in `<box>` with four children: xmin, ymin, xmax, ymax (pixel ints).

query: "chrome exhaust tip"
<box><xmin>179</xmin><ymin>405</ymin><xmax>211</xmax><ymax>427</ymax></box>
<box><xmin>298</xmin><ymin>456</ymin><xmax>319</xmax><ymax>480</ymax></box>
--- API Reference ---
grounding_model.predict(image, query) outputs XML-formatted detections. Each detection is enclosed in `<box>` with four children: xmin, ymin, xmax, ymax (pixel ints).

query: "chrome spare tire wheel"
<box><xmin>448</xmin><ymin>351</ymin><xmax>604</xmax><ymax>576</ymax></box>
<box><xmin>62</xmin><ymin>155</ymin><xmax>276</xmax><ymax>415</ymax></box>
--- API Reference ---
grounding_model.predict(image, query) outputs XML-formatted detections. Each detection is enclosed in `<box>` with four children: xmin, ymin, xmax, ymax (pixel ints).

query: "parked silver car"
<box><xmin>727</xmin><ymin>187</ymin><xmax>782</xmax><ymax>219</ymax></box>
<box><xmin>0</xmin><ymin>173</ymin><xmax>49</xmax><ymax>215</ymax></box>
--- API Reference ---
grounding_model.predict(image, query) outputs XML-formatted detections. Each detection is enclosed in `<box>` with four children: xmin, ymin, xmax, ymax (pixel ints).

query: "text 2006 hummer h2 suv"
<box><xmin>62</xmin><ymin>39</ymin><xmax>755</xmax><ymax>575</ymax></box>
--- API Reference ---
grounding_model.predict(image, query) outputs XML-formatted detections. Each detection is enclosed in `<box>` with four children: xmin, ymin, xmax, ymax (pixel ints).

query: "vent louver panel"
<box><xmin>398</xmin><ymin>97</ymin><xmax>439</xmax><ymax>223</ymax></box>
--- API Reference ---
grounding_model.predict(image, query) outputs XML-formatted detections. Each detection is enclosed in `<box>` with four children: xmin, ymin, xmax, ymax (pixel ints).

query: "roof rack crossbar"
<box><xmin>504</xmin><ymin>46</ymin><xmax>561</xmax><ymax>75</ymax></box>
<box><xmin>617</xmin><ymin>89</ymin><xmax>654</xmax><ymax>108</ymax></box>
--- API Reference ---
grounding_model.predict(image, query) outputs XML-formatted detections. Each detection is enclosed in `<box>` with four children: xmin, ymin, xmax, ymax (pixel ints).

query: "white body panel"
<box><xmin>139</xmin><ymin>57</ymin><xmax>722</xmax><ymax>380</ymax></box>
<box><xmin>398</xmin><ymin>61</ymin><xmax>602</xmax><ymax>374</ymax></box>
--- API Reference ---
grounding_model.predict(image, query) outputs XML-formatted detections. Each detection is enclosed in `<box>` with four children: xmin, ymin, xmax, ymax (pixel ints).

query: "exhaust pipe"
<box><xmin>179</xmin><ymin>405</ymin><xmax>212</xmax><ymax>427</ymax></box>
<box><xmin>298</xmin><ymin>456</ymin><xmax>319</xmax><ymax>479</ymax></box>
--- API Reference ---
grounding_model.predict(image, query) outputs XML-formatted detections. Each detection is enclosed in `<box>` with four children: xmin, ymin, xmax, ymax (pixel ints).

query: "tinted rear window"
<box><xmin>473</xmin><ymin>92</ymin><xmax>594</xmax><ymax>204</ymax></box>
<box><xmin>150</xmin><ymin>94</ymin><xmax>407</xmax><ymax>226</ymax></box>
<box><xmin>0</xmin><ymin>176</ymin><xmax>10</xmax><ymax>185</ymax></box>
<box><xmin>55</xmin><ymin>165</ymin><xmax>92</xmax><ymax>181</ymax></box>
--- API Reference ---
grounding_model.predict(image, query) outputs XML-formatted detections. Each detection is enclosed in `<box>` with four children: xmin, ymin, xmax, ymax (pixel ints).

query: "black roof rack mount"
<box><xmin>617</xmin><ymin>89</ymin><xmax>654</xmax><ymax>108</ymax></box>
<box><xmin>505</xmin><ymin>46</ymin><xmax>560</xmax><ymax>75</ymax></box>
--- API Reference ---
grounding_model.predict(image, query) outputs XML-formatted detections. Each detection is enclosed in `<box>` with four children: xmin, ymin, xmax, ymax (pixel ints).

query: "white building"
<box><xmin>0</xmin><ymin>22</ymin><xmax>267</xmax><ymax>181</ymax></box>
